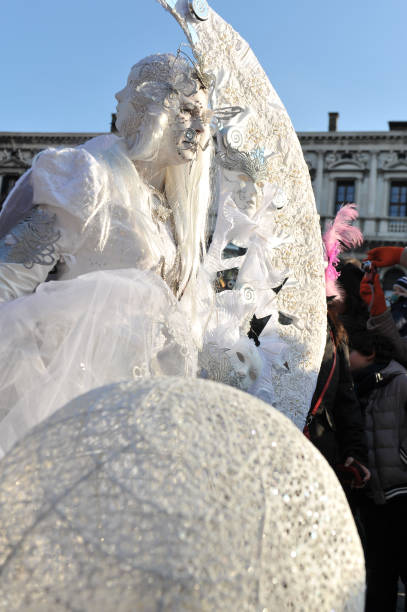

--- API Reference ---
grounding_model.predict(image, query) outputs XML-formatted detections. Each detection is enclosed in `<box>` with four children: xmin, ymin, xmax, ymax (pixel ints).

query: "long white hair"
<box><xmin>164</xmin><ymin>144</ymin><xmax>212</xmax><ymax>297</ymax></box>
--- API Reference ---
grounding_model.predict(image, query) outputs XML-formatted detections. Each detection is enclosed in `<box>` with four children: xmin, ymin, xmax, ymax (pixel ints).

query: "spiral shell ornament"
<box><xmin>240</xmin><ymin>283</ymin><xmax>255</xmax><ymax>304</ymax></box>
<box><xmin>222</xmin><ymin>126</ymin><xmax>244</xmax><ymax>150</ymax></box>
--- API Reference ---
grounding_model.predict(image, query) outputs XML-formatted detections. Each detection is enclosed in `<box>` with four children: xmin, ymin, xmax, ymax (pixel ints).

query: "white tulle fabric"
<box><xmin>200</xmin><ymin>192</ymin><xmax>291</xmax><ymax>405</ymax></box>
<box><xmin>0</xmin><ymin>135</ymin><xmax>188</xmax><ymax>456</ymax></box>
<box><xmin>0</xmin><ymin>268</ymin><xmax>197</xmax><ymax>456</ymax></box>
<box><xmin>0</xmin><ymin>378</ymin><xmax>365</xmax><ymax>611</ymax></box>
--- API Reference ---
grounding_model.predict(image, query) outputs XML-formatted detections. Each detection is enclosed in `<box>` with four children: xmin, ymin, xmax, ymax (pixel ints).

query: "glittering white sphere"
<box><xmin>0</xmin><ymin>378</ymin><xmax>364</xmax><ymax>611</ymax></box>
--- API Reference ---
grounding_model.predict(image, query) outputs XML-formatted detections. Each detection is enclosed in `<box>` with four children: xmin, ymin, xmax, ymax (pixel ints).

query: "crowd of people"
<box><xmin>305</xmin><ymin>244</ymin><xmax>407</xmax><ymax>612</ymax></box>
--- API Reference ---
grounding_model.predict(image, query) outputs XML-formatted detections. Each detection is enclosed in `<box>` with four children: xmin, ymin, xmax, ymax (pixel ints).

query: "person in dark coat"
<box><xmin>305</xmin><ymin>306</ymin><xmax>369</xmax><ymax>478</ymax></box>
<box><xmin>349</xmin><ymin>330</ymin><xmax>407</xmax><ymax>612</ymax></box>
<box><xmin>307</xmin><ymin>205</ymin><xmax>369</xmax><ymax>485</ymax></box>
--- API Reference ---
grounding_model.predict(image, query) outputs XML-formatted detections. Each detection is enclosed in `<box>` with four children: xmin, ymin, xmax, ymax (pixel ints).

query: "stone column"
<box><xmin>365</xmin><ymin>152</ymin><xmax>377</xmax><ymax>236</ymax></box>
<box><xmin>314</xmin><ymin>152</ymin><xmax>324</xmax><ymax>212</ymax></box>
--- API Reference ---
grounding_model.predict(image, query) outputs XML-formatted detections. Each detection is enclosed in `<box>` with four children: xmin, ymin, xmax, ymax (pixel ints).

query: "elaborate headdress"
<box><xmin>125</xmin><ymin>52</ymin><xmax>208</xmax><ymax>107</ymax></box>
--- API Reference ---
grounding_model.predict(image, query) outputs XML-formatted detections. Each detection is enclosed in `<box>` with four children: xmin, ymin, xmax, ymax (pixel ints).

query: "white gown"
<box><xmin>0</xmin><ymin>135</ymin><xmax>206</xmax><ymax>456</ymax></box>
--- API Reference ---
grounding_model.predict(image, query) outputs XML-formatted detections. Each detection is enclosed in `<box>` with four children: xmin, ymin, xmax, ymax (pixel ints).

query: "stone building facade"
<box><xmin>299</xmin><ymin>115</ymin><xmax>407</xmax><ymax>249</ymax></box>
<box><xmin>299</xmin><ymin>114</ymin><xmax>407</xmax><ymax>290</ymax></box>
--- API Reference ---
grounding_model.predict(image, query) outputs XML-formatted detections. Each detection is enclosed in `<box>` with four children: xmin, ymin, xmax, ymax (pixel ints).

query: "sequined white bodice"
<box><xmin>35</xmin><ymin>135</ymin><xmax>177</xmax><ymax>283</ymax></box>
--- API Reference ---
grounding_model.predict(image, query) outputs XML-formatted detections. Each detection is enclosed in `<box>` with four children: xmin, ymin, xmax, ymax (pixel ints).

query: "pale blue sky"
<box><xmin>1</xmin><ymin>0</ymin><xmax>405</xmax><ymax>134</ymax></box>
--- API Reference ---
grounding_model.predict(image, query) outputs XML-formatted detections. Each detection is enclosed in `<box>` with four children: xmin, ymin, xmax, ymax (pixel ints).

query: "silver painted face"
<box><xmin>162</xmin><ymin>88</ymin><xmax>210</xmax><ymax>165</ymax></box>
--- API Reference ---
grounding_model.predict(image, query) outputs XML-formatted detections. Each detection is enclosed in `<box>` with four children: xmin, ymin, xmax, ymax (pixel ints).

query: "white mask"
<box><xmin>222</xmin><ymin>168</ymin><xmax>264</xmax><ymax>218</ymax></box>
<box><xmin>226</xmin><ymin>337</ymin><xmax>262</xmax><ymax>391</ymax></box>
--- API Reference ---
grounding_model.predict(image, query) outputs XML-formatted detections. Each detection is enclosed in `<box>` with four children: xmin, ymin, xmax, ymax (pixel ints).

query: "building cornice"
<box><xmin>0</xmin><ymin>132</ymin><xmax>105</xmax><ymax>147</ymax></box>
<box><xmin>298</xmin><ymin>131</ymin><xmax>407</xmax><ymax>146</ymax></box>
<box><xmin>2</xmin><ymin>130</ymin><xmax>407</xmax><ymax>148</ymax></box>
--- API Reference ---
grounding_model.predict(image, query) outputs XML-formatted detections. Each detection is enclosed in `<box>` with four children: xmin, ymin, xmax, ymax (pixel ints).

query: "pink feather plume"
<box><xmin>322</xmin><ymin>203</ymin><xmax>363</xmax><ymax>299</ymax></box>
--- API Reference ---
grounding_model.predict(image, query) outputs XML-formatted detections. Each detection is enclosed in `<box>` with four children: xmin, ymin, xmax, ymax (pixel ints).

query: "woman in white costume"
<box><xmin>0</xmin><ymin>52</ymin><xmax>220</xmax><ymax>456</ymax></box>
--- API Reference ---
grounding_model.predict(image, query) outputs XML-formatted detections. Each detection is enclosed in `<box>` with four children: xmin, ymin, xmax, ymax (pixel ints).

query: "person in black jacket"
<box><xmin>349</xmin><ymin>330</ymin><xmax>407</xmax><ymax>612</ymax></box>
<box><xmin>304</xmin><ymin>306</ymin><xmax>370</xmax><ymax>484</ymax></box>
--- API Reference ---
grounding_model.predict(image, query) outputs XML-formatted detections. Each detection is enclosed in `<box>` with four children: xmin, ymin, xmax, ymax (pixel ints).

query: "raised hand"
<box><xmin>365</xmin><ymin>246</ymin><xmax>403</xmax><ymax>268</ymax></box>
<box><xmin>360</xmin><ymin>272</ymin><xmax>387</xmax><ymax>316</ymax></box>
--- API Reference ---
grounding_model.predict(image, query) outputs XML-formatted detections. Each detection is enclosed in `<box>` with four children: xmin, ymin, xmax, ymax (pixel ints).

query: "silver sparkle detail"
<box><xmin>0</xmin><ymin>206</ymin><xmax>61</xmax><ymax>269</ymax></box>
<box><xmin>189</xmin><ymin>0</ymin><xmax>209</xmax><ymax>21</ymax></box>
<box><xmin>0</xmin><ymin>377</ymin><xmax>365</xmax><ymax>610</ymax></box>
<box><xmin>184</xmin><ymin>128</ymin><xmax>196</xmax><ymax>142</ymax></box>
<box><xmin>216</xmin><ymin>143</ymin><xmax>269</xmax><ymax>183</ymax></box>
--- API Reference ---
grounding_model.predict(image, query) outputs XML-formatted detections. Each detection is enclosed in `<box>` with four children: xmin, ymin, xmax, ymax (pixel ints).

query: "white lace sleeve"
<box><xmin>0</xmin><ymin>207</ymin><xmax>60</xmax><ymax>303</ymax></box>
<box><xmin>0</xmin><ymin>147</ymin><xmax>105</xmax><ymax>302</ymax></box>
